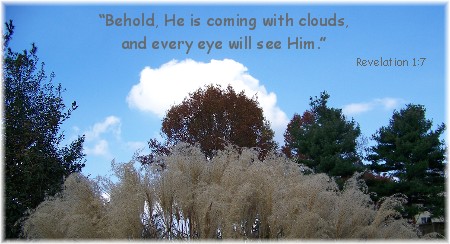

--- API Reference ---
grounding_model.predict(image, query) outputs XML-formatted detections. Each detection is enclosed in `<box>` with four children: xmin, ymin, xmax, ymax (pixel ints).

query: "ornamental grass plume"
<box><xmin>21</xmin><ymin>173</ymin><xmax>106</xmax><ymax>239</ymax></box>
<box><xmin>101</xmin><ymin>161</ymin><xmax>151</xmax><ymax>239</ymax></box>
<box><xmin>22</xmin><ymin>143</ymin><xmax>422</xmax><ymax>240</ymax></box>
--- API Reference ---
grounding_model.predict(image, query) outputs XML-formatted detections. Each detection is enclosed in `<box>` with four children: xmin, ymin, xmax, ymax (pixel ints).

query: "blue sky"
<box><xmin>4</xmin><ymin>3</ymin><xmax>446</xmax><ymax>178</ymax></box>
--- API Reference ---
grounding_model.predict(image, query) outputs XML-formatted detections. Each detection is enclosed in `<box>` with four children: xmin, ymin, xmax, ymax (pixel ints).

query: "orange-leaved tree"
<box><xmin>139</xmin><ymin>84</ymin><xmax>277</xmax><ymax>167</ymax></box>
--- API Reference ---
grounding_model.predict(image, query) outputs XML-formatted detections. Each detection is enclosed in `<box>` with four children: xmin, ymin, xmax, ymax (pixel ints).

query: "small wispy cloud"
<box><xmin>374</xmin><ymin>98</ymin><xmax>401</xmax><ymax>110</ymax></box>
<box><xmin>83</xmin><ymin>116</ymin><xmax>121</xmax><ymax>158</ymax></box>
<box><xmin>126</xmin><ymin>141</ymin><xmax>147</xmax><ymax>152</ymax></box>
<box><xmin>82</xmin><ymin>116</ymin><xmax>148</xmax><ymax>159</ymax></box>
<box><xmin>342</xmin><ymin>103</ymin><xmax>373</xmax><ymax>115</ymax></box>
<box><xmin>85</xmin><ymin>116</ymin><xmax>121</xmax><ymax>141</ymax></box>
<box><xmin>342</xmin><ymin>98</ymin><xmax>405</xmax><ymax>116</ymax></box>
<box><xmin>85</xmin><ymin>139</ymin><xmax>110</xmax><ymax>157</ymax></box>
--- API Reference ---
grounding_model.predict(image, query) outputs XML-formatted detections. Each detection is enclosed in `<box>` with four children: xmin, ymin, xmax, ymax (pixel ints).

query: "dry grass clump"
<box><xmin>22</xmin><ymin>161</ymin><xmax>154</xmax><ymax>239</ymax></box>
<box><xmin>100</xmin><ymin>161</ymin><xmax>153</xmax><ymax>238</ymax></box>
<box><xmin>21</xmin><ymin>173</ymin><xmax>106</xmax><ymax>239</ymax></box>
<box><xmin>22</xmin><ymin>143</ymin><xmax>421</xmax><ymax>240</ymax></box>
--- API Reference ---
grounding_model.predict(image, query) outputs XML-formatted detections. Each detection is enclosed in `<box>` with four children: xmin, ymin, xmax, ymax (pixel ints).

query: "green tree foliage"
<box><xmin>367</xmin><ymin>104</ymin><xmax>446</xmax><ymax>219</ymax></box>
<box><xmin>283</xmin><ymin>91</ymin><xmax>362</xmax><ymax>179</ymax></box>
<box><xmin>139</xmin><ymin>84</ymin><xmax>277</xmax><ymax>166</ymax></box>
<box><xmin>3</xmin><ymin>20</ymin><xmax>86</xmax><ymax>238</ymax></box>
<box><xmin>22</xmin><ymin>143</ymin><xmax>423</xmax><ymax>239</ymax></box>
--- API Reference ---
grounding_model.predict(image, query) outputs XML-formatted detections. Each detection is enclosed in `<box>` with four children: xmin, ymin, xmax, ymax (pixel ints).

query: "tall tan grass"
<box><xmin>22</xmin><ymin>143</ymin><xmax>421</xmax><ymax>239</ymax></box>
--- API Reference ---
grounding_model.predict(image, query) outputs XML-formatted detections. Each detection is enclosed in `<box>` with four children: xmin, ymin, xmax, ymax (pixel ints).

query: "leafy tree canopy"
<box><xmin>283</xmin><ymin>91</ymin><xmax>362</xmax><ymax>179</ymax></box>
<box><xmin>3</xmin><ymin>20</ymin><xmax>86</xmax><ymax>238</ymax></box>
<box><xmin>139</xmin><ymin>84</ymin><xmax>277</xmax><ymax>166</ymax></box>
<box><xmin>367</xmin><ymin>104</ymin><xmax>446</xmax><ymax>219</ymax></box>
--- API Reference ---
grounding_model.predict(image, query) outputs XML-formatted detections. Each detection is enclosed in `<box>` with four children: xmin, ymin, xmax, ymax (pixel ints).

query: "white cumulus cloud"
<box><xmin>343</xmin><ymin>98</ymin><xmax>405</xmax><ymax>116</ymax></box>
<box><xmin>126</xmin><ymin>58</ymin><xmax>289</xmax><ymax>140</ymax></box>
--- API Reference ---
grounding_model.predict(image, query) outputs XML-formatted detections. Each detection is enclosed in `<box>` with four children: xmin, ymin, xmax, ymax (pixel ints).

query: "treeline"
<box><xmin>139</xmin><ymin>84</ymin><xmax>446</xmax><ymax>225</ymax></box>
<box><xmin>4</xmin><ymin>20</ymin><xmax>446</xmax><ymax>240</ymax></box>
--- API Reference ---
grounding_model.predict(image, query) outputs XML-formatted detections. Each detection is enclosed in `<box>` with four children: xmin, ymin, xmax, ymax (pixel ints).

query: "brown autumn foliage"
<box><xmin>139</xmin><ymin>84</ymin><xmax>277</xmax><ymax>166</ymax></box>
<box><xmin>282</xmin><ymin>110</ymin><xmax>314</xmax><ymax>158</ymax></box>
<box><xmin>21</xmin><ymin>143</ymin><xmax>427</xmax><ymax>240</ymax></box>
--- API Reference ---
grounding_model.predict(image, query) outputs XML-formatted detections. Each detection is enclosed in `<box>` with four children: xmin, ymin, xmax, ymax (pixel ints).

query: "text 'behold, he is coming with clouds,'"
<box><xmin>98</xmin><ymin>12</ymin><xmax>347</xmax><ymax>53</ymax></box>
